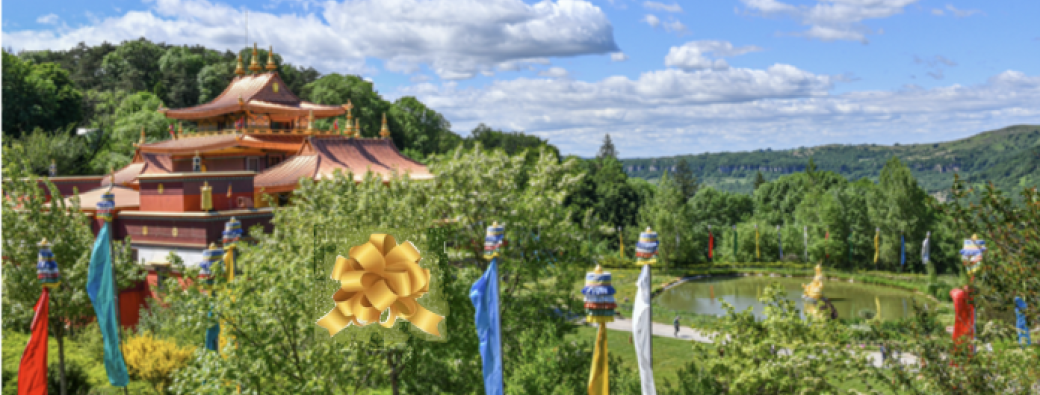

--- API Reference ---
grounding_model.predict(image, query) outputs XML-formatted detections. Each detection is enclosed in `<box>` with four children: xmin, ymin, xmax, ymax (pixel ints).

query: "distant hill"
<box><xmin>622</xmin><ymin>125</ymin><xmax>1040</xmax><ymax>197</ymax></box>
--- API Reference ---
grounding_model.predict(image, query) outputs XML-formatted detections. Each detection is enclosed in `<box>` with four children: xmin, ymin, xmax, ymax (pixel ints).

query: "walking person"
<box><xmin>674</xmin><ymin>315</ymin><xmax>681</xmax><ymax>338</ymax></box>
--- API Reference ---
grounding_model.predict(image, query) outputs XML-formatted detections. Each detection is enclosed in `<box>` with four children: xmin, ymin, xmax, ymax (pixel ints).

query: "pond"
<box><xmin>655</xmin><ymin>276</ymin><xmax>932</xmax><ymax>321</ymax></box>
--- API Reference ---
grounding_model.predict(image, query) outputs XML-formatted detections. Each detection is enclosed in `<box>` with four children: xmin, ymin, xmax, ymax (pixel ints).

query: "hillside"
<box><xmin>622</xmin><ymin>125</ymin><xmax>1040</xmax><ymax>197</ymax></box>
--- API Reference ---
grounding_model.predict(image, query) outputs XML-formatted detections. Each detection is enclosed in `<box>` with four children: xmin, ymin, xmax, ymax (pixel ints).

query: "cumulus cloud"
<box><xmin>944</xmin><ymin>4</ymin><xmax>983</xmax><ymax>17</ymax></box>
<box><xmin>610</xmin><ymin>52</ymin><xmax>629</xmax><ymax>62</ymax></box>
<box><xmin>642</xmin><ymin>14</ymin><xmax>661</xmax><ymax>27</ymax></box>
<box><xmin>538</xmin><ymin>67</ymin><xmax>570</xmax><ymax>78</ymax></box>
<box><xmin>391</xmin><ymin>68</ymin><xmax>1040</xmax><ymax>158</ymax></box>
<box><xmin>643</xmin><ymin>1</ymin><xmax>682</xmax><ymax>13</ymax></box>
<box><xmin>36</xmin><ymin>14</ymin><xmax>60</xmax><ymax>25</ymax></box>
<box><xmin>3</xmin><ymin>0</ymin><xmax>619</xmax><ymax>80</ymax></box>
<box><xmin>663</xmin><ymin>19</ymin><xmax>688</xmax><ymax>34</ymax></box>
<box><xmin>665</xmin><ymin>40</ymin><xmax>762</xmax><ymax>71</ymax></box>
<box><xmin>739</xmin><ymin>0</ymin><xmax>919</xmax><ymax>43</ymax></box>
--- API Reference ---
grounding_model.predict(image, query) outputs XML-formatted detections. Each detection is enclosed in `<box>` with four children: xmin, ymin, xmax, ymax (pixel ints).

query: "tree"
<box><xmin>597</xmin><ymin>134</ymin><xmax>618</xmax><ymax>160</ymax></box>
<box><xmin>301</xmin><ymin>74</ymin><xmax>387</xmax><ymax>137</ymax></box>
<box><xmin>196</xmin><ymin>61</ymin><xmax>235</xmax><ymax>104</ymax></box>
<box><xmin>867</xmin><ymin>157</ymin><xmax>935</xmax><ymax>271</ymax></box>
<box><xmin>88</xmin><ymin>91</ymin><xmax>173</xmax><ymax>173</ymax></box>
<box><xmin>639</xmin><ymin>172</ymin><xmax>688</xmax><ymax>267</ymax></box>
<box><xmin>753</xmin><ymin>171</ymin><xmax>767</xmax><ymax>191</ymax></box>
<box><xmin>386</xmin><ymin>96</ymin><xmax>455</xmax><ymax>158</ymax></box>
<box><xmin>2</xmin><ymin>52</ymin><xmax>84</xmax><ymax>137</ymax></box>
<box><xmin>99</xmin><ymin>38</ymin><xmax>167</xmax><ymax>93</ymax></box>
<box><xmin>673</xmin><ymin>158</ymin><xmax>699</xmax><ymax>200</ymax></box>
<box><xmin>2</xmin><ymin>155</ymin><xmax>146</xmax><ymax>394</ymax></box>
<box><xmin>156</xmin><ymin>45</ymin><xmax>223</xmax><ymax>108</ymax></box>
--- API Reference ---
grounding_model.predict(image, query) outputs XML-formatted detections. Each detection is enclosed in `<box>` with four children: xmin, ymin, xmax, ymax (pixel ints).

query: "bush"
<box><xmin>48</xmin><ymin>362</ymin><xmax>92</xmax><ymax>395</ymax></box>
<box><xmin>122</xmin><ymin>333</ymin><xmax>195</xmax><ymax>394</ymax></box>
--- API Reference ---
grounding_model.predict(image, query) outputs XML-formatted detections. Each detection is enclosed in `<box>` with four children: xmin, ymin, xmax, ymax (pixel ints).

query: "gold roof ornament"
<box><xmin>266</xmin><ymin>45</ymin><xmax>278</xmax><ymax>71</ymax></box>
<box><xmin>307</xmin><ymin>110</ymin><xmax>314</xmax><ymax>131</ymax></box>
<box><xmin>355</xmin><ymin>118</ymin><xmax>361</xmax><ymax>138</ymax></box>
<box><xmin>234</xmin><ymin>52</ymin><xmax>245</xmax><ymax>76</ymax></box>
<box><xmin>249</xmin><ymin>43</ymin><xmax>261</xmax><ymax>73</ymax></box>
<box><xmin>107</xmin><ymin>168</ymin><xmax>116</xmax><ymax>192</ymax></box>
<box><xmin>139</xmin><ymin>128</ymin><xmax>147</xmax><ymax>145</ymax></box>
<box><xmin>380</xmin><ymin>113</ymin><xmax>391</xmax><ymax>139</ymax></box>
<box><xmin>344</xmin><ymin>100</ymin><xmax>354</xmax><ymax>137</ymax></box>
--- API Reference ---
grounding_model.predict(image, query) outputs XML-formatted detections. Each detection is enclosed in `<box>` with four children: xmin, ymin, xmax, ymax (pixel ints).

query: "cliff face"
<box><xmin>621</xmin><ymin>125</ymin><xmax>1040</xmax><ymax>195</ymax></box>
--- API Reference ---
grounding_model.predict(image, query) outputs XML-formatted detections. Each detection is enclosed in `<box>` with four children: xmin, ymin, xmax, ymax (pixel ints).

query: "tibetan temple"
<box><xmin>22</xmin><ymin>44</ymin><xmax>433</xmax><ymax>327</ymax></box>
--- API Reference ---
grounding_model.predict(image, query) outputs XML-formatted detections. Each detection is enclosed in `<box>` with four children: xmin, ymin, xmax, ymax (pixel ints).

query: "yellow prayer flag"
<box><xmin>588</xmin><ymin>323</ymin><xmax>609</xmax><ymax>395</ymax></box>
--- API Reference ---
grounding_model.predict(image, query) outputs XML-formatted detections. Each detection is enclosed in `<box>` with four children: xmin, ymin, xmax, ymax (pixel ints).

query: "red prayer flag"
<box><xmin>18</xmin><ymin>288</ymin><xmax>49</xmax><ymax>395</ymax></box>
<box><xmin>168</xmin><ymin>124</ymin><xmax>175</xmax><ymax>139</ymax></box>
<box><xmin>333</xmin><ymin>119</ymin><xmax>339</xmax><ymax>130</ymax></box>
<box><xmin>708</xmin><ymin>233</ymin><xmax>714</xmax><ymax>259</ymax></box>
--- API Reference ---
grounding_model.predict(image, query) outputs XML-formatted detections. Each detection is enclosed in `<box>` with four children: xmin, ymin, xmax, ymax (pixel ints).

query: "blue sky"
<box><xmin>4</xmin><ymin>0</ymin><xmax>1039</xmax><ymax>158</ymax></box>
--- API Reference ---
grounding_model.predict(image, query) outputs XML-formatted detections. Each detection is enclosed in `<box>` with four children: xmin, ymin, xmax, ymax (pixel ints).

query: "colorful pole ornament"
<box><xmin>37</xmin><ymin>238</ymin><xmax>61</xmax><ymax>288</ymax></box>
<box><xmin>472</xmin><ymin>223</ymin><xmax>504</xmax><ymax>395</ymax></box>
<box><xmin>959</xmin><ymin>234</ymin><xmax>986</xmax><ymax>281</ymax></box>
<box><xmin>317</xmin><ymin>234</ymin><xmax>444</xmax><ymax>337</ymax></box>
<box><xmin>484</xmin><ymin>222</ymin><xmax>505</xmax><ymax>260</ymax></box>
<box><xmin>1015</xmin><ymin>297</ymin><xmax>1031</xmax><ymax>347</ymax></box>
<box><xmin>86</xmin><ymin>189</ymin><xmax>129</xmax><ymax>387</ymax></box>
<box><xmin>635</xmin><ymin>227</ymin><xmax>659</xmax><ymax>266</ymax></box>
<box><xmin>777</xmin><ymin>225</ymin><xmax>783</xmax><ymax>261</ymax></box>
<box><xmin>584</xmin><ymin>265</ymin><xmax>615</xmax><ymax>395</ymax></box>
<box><xmin>222</xmin><ymin>216</ymin><xmax>243</xmax><ymax>249</ymax></box>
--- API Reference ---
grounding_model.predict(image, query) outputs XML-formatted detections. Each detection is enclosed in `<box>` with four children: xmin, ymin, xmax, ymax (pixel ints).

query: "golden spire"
<box><xmin>307</xmin><ymin>110</ymin><xmax>314</xmax><ymax>131</ymax></box>
<box><xmin>249</xmin><ymin>43</ymin><xmax>261</xmax><ymax>73</ymax></box>
<box><xmin>380</xmin><ymin>113</ymin><xmax>390</xmax><ymax>139</ymax></box>
<box><xmin>266</xmin><ymin>45</ymin><xmax>277</xmax><ymax>71</ymax></box>
<box><xmin>139</xmin><ymin>128</ymin><xmax>146</xmax><ymax>145</ymax></box>
<box><xmin>355</xmin><ymin>118</ymin><xmax>361</xmax><ymax>138</ymax></box>
<box><xmin>344</xmin><ymin>100</ymin><xmax>354</xmax><ymax>137</ymax></box>
<box><xmin>234</xmin><ymin>52</ymin><xmax>245</xmax><ymax>76</ymax></box>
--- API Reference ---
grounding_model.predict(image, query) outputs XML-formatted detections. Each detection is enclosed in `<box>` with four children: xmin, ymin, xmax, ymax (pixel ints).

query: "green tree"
<box><xmin>597</xmin><ymin>134</ymin><xmax>618</xmax><ymax>160</ymax></box>
<box><xmin>301</xmin><ymin>74</ymin><xmax>386</xmax><ymax>137</ymax></box>
<box><xmin>868</xmin><ymin>157</ymin><xmax>935</xmax><ymax>271</ymax></box>
<box><xmin>88</xmin><ymin>91</ymin><xmax>173</xmax><ymax>173</ymax></box>
<box><xmin>2</xmin><ymin>156</ymin><xmax>146</xmax><ymax>394</ymax></box>
<box><xmin>753</xmin><ymin>171</ymin><xmax>767</xmax><ymax>191</ymax></box>
<box><xmin>386</xmin><ymin>96</ymin><xmax>456</xmax><ymax>158</ymax></box>
<box><xmin>100</xmin><ymin>38</ymin><xmax>167</xmax><ymax>93</ymax></box>
<box><xmin>639</xmin><ymin>172</ymin><xmax>688</xmax><ymax>268</ymax></box>
<box><xmin>196</xmin><ymin>61</ymin><xmax>236</xmax><ymax>104</ymax></box>
<box><xmin>673</xmin><ymin>158</ymin><xmax>699</xmax><ymax>200</ymax></box>
<box><xmin>2</xmin><ymin>52</ymin><xmax>84</xmax><ymax>137</ymax></box>
<box><xmin>156</xmin><ymin>46</ymin><xmax>223</xmax><ymax>108</ymax></box>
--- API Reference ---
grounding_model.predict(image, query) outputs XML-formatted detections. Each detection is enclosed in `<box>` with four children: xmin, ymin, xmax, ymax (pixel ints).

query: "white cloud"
<box><xmin>36</xmin><ymin>14</ymin><xmax>60</xmax><ymax>25</ymax></box>
<box><xmin>665</xmin><ymin>40</ymin><xmax>762</xmax><ymax>71</ymax></box>
<box><xmin>643</xmin><ymin>1</ymin><xmax>682</xmax><ymax>13</ymax></box>
<box><xmin>739</xmin><ymin>0</ymin><xmax>920</xmax><ymax>43</ymax></box>
<box><xmin>610</xmin><ymin>52</ymin><xmax>629</xmax><ymax>62</ymax></box>
<box><xmin>3</xmin><ymin>0</ymin><xmax>619</xmax><ymax>80</ymax></box>
<box><xmin>663</xmin><ymin>19</ymin><xmax>688</xmax><ymax>34</ymax></box>
<box><xmin>914</xmin><ymin>55</ymin><xmax>957</xmax><ymax>67</ymax></box>
<box><xmin>642</xmin><ymin>14</ymin><xmax>661</xmax><ymax>27</ymax></box>
<box><xmin>944</xmin><ymin>4</ymin><xmax>982</xmax><ymax>17</ymax></box>
<box><xmin>391</xmin><ymin>69</ymin><xmax>1040</xmax><ymax>158</ymax></box>
<box><xmin>538</xmin><ymin>67</ymin><xmax>570</xmax><ymax>78</ymax></box>
<box><xmin>931</xmin><ymin>8</ymin><xmax>944</xmax><ymax>16</ymax></box>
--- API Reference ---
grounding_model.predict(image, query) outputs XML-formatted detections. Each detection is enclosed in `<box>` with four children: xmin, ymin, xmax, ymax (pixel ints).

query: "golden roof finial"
<box><xmin>249</xmin><ymin>43</ymin><xmax>261</xmax><ymax>72</ymax></box>
<box><xmin>107</xmin><ymin>167</ymin><xmax>116</xmax><ymax>191</ymax></box>
<box><xmin>234</xmin><ymin>52</ymin><xmax>245</xmax><ymax>76</ymax></box>
<box><xmin>344</xmin><ymin>100</ymin><xmax>354</xmax><ymax>137</ymax></box>
<box><xmin>380</xmin><ymin>113</ymin><xmax>391</xmax><ymax>139</ymax></box>
<box><xmin>266</xmin><ymin>45</ymin><xmax>277</xmax><ymax>71</ymax></box>
<box><xmin>355</xmin><ymin>118</ymin><xmax>361</xmax><ymax>137</ymax></box>
<box><xmin>307</xmin><ymin>110</ymin><xmax>314</xmax><ymax>131</ymax></box>
<box><xmin>139</xmin><ymin>128</ymin><xmax>146</xmax><ymax>145</ymax></box>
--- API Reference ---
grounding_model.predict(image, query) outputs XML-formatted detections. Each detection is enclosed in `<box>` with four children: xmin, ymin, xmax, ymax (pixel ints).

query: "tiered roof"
<box><xmin>255</xmin><ymin>137</ymin><xmax>434</xmax><ymax>192</ymax></box>
<box><xmin>160</xmin><ymin>72</ymin><xmax>346</xmax><ymax>120</ymax></box>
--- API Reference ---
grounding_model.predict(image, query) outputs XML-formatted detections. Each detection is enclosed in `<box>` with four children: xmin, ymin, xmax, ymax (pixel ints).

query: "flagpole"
<box><xmin>105</xmin><ymin>174</ymin><xmax>129</xmax><ymax>395</ymax></box>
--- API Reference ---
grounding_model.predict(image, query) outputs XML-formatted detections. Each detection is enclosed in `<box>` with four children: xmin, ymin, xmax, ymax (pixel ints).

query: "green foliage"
<box><xmin>597</xmin><ymin>133</ymin><xmax>618</xmax><ymax>160</ymax></box>
<box><xmin>639</xmin><ymin>172</ymin><xmax>688</xmax><ymax>269</ymax></box>
<box><xmin>2</xmin><ymin>129</ymin><xmax>97</xmax><ymax>176</ymax></box>
<box><xmin>673</xmin><ymin>158</ymin><xmax>699</xmax><ymax>200</ymax></box>
<box><xmin>123</xmin><ymin>333</ymin><xmax>195</xmax><ymax>394</ymax></box>
<box><xmin>88</xmin><ymin>91</ymin><xmax>174</xmax><ymax>173</ymax></box>
<box><xmin>99</xmin><ymin>38</ymin><xmax>167</xmax><ymax>93</ymax></box>
<box><xmin>461</xmin><ymin>123</ymin><xmax>559</xmax><ymax>163</ymax></box>
<box><xmin>2</xmin><ymin>51</ymin><xmax>83</xmax><ymax>137</ymax></box>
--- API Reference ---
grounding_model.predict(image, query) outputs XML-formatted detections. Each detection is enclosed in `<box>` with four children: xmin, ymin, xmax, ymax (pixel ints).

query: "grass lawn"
<box><xmin>567</xmin><ymin>325</ymin><xmax>694</xmax><ymax>388</ymax></box>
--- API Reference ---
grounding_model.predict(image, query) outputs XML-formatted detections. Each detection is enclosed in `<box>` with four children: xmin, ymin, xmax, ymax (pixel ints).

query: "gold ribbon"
<box><xmin>316</xmin><ymin>234</ymin><xmax>443</xmax><ymax>337</ymax></box>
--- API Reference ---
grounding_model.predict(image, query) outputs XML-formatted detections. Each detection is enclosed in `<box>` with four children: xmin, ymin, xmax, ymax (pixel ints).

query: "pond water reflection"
<box><xmin>655</xmin><ymin>276</ymin><xmax>931</xmax><ymax>321</ymax></box>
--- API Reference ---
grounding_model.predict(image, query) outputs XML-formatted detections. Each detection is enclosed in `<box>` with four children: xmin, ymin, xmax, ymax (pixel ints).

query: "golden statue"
<box><xmin>802</xmin><ymin>264</ymin><xmax>824</xmax><ymax>301</ymax></box>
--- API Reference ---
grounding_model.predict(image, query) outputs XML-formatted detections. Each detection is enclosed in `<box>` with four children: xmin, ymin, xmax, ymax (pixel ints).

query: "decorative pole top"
<box><xmin>37</xmin><ymin>238</ymin><xmax>61</xmax><ymax>288</ymax></box>
<box><xmin>594</xmin><ymin>264</ymin><xmax>603</xmax><ymax>274</ymax></box>
<box><xmin>139</xmin><ymin>128</ymin><xmax>147</xmax><ymax>145</ymax></box>
<box><xmin>234</xmin><ymin>52</ymin><xmax>245</xmax><ymax>76</ymax></box>
<box><xmin>49</xmin><ymin>158</ymin><xmax>57</xmax><ymax>177</ymax></box>
<box><xmin>971</xmin><ymin>234</ymin><xmax>978</xmax><ymax>242</ymax></box>
<box><xmin>380</xmin><ymin>113</ymin><xmax>390</xmax><ymax>139</ymax></box>
<box><xmin>249</xmin><ymin>43</ymin><xmax>261</xmax><ymax>72</ymax></box>
<box><xmin>265</xmin><ymin>45</ymin><xmax>278</xmax><ymax>71</ymax></box>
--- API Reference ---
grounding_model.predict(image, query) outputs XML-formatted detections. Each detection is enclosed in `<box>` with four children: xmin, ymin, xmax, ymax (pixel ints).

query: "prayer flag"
<box><xmin>588</xmin><ymin>323</ymin><xmax>609</xmax><ymax>395</ymax></box>
<box><xmin>471</xmin><ymin>258</ymin><xmax>503</xmax><ymax>395</ymax></box>
<box><xmin>922</xmin><ymin>233</ymin><xmax>931</xmax><ymax>264</ymax></box>
<box><xmin>86</xmin><ymin>223</ymin><xmax>129</xmax><ymax>386</ymax></box>
<box><xmin>168</xmin><ymin>124</ymin><xmax>175</xmax><ymax>139</ymax></box>
<box><xmin>708</xmin><ymin>231</ymin><xmax>714</xmax><ymax>260</ymax></box>
<box><xmin>874</xmin><ymin>228</ymin><xmax>880</xmax><ymax>264</ymax></box>
<box><xmin>900</xmin><ymin>234</ymin><xmax>906</xmax><ymax>267</ymax></box>
<box><xmin>17</xmin><ymin>289</ymin><xmax>50</xmax><ymax>395</ymax></box>
<box><xmin>632</xmin><ymin>265</ymin><xmax>657</xmax><ymax>395</ymax></box>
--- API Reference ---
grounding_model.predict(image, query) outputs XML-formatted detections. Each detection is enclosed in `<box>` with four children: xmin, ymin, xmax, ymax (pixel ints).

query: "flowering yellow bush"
<box><xmin>122</xmin><ymin>332</ymin><xmax>195</xmax><ymax>394</ymax></box>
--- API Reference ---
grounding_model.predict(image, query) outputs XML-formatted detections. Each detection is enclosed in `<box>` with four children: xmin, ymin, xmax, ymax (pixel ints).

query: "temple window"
<box><xmin>247</xmin><ymin>158</ymin><xmax>259</xmax><ymax>172</ymax></box>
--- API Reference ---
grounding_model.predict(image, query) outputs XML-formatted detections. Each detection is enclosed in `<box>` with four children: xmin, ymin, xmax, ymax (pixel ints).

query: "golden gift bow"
<box><xmin>316</xmin><ymin>234</ymin><xmax>444</xmax><ymax>337</ymax></box>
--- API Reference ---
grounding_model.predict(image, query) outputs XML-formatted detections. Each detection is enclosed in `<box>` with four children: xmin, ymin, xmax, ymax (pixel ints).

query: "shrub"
<box><xmin>122</xmin><ymin>332</ymin><xmax>195</xmax><ymax>394</ymax></box>
<box><xmin>48</xmin><ymin>362</ymin><xmax>92</xmax><ymax>395</ymax></box>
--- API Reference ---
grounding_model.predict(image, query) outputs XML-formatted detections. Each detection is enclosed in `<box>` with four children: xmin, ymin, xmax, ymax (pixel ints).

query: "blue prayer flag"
<box><xmin>86</xmin><ymin>223</ymin><xmax>129</xmax><ymax>387</ymax></box>
<box><xmin>900</xmin><ymin>234</ymin><xmax>906</xmax><ymax>266</ymax></box>
<box><xmin>470</xmin><ymin>258</ymin><xmax>503</xmax><ymax>395</ymax></box>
